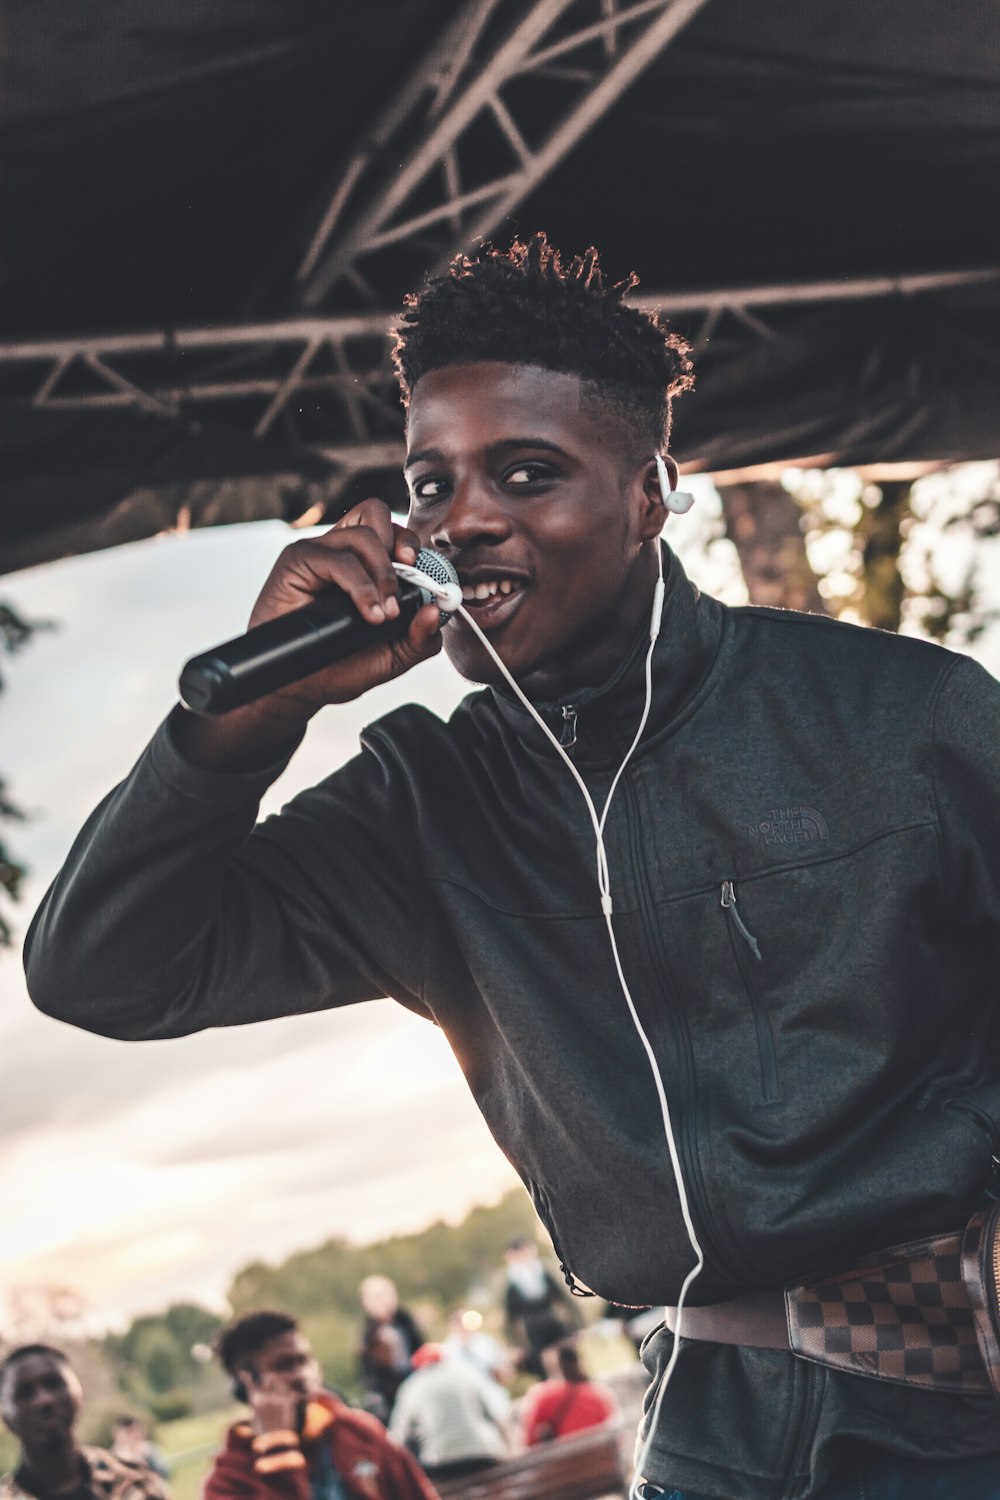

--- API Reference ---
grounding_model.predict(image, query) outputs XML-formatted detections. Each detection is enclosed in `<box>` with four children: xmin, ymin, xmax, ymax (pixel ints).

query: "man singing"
<box><xmin>25</xmin><ymin>235</ymin><xmax>1000</xmax><ymax>1499</ymax></box>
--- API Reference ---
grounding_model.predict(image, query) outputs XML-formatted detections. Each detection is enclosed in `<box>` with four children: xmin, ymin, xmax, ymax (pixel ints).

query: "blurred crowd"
<box><xmin>1</xmin><ymin>1236</ymin><xmax>644</xmax><ymax>1500</ymax></box>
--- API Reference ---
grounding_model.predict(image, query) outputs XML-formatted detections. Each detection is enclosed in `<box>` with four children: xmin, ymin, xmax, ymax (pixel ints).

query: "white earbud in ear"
<box><xmin>655</xmin><ymin>454</ymin><xmax>696</xmax><ymax>515</ymax></box>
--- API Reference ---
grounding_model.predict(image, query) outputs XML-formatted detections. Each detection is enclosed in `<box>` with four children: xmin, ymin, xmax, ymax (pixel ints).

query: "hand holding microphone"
<box><xmin>172</xmin><ymin>502</ymin><xmax>455</xmax><ymax>768</ymax></box>
<box><xmin>180</xmin><ymin>545</ymin><xmax>459</xmax><ymax>716</ymax></box>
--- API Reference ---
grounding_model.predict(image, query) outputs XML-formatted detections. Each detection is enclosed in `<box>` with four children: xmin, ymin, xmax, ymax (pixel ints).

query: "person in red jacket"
<box><xmin>518</xmin><ymin>1341</ymin><xmax>621</xmax><ymax>1448</ymax></box>
<box><xmin>206</xmin><ymin>1311</ymin><xmax>439</xmax><ymax>1500</ymax></box>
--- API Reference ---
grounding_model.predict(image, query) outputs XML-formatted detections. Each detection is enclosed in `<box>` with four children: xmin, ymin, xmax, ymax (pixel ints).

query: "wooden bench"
<box><xmin>434</xmin><ymin>1424</ymin><xmax>630</xmax><ymax>1500</ymax></box>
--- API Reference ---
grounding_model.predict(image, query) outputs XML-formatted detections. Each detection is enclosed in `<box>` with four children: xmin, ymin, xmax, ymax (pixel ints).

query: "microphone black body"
<box><xmin>179</xmin><ymin>578</ymin><xmax>431</xmax><ymax>716</ymax></box>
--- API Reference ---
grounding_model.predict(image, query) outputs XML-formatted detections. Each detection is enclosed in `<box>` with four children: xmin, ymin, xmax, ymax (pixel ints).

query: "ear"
<box><xmin>638</xmin><ymin>455</ymin><xmax>678</xmax><ymax>540</ymax></box>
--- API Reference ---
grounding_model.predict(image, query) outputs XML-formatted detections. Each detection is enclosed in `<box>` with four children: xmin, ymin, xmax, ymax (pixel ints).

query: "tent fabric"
<box><xmin>1</xmin><ymin>0</ymin><xmax>998</xmax><ymax>572</ymax></box>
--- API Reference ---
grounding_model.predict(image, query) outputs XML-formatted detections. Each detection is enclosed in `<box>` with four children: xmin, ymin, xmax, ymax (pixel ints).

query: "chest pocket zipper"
<box><xmin>721</xmin><ymin>880</ymin><xmax>780</xmax><ymax>1102</ymax></box>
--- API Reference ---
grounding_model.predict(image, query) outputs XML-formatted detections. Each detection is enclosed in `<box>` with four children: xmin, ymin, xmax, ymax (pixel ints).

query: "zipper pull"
<box><xmin>560</xmin><ymin>705</ymin><xmax>578</xmax><ymax>749</ymax></box>
<box><xmin>721</xmin><ymin>880</ymin><xmax>762</xmax><ymax>960</ymax></box>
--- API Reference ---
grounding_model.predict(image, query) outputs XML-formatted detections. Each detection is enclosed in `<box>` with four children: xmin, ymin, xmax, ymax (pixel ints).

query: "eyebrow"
<box><xmin>404</xmin><ymin>437</ymin><xmax>570</xmax><ymax>470</ymax></box>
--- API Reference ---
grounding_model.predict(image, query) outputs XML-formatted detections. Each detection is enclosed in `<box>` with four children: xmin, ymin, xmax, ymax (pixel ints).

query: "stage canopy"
<box><xmin>2</xmin><ymin>0</ymin><xmax>997</xmax><ymax>573</ymax></box>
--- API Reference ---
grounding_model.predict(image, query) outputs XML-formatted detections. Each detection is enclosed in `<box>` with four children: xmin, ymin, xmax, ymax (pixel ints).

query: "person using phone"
<box><xmin>207</xmin><ymin>1311</ymin><xmax>438</xmax><ymax>1500</ymax></box>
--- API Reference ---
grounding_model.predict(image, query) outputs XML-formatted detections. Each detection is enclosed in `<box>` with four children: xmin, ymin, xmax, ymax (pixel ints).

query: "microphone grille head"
<box><xmin>413</xmin><ymin>548</ymin><xmax>461</xmax><ymax>620</ymax></box>
<box><xmin>414</xmin><ymin>548</ymin><xmax>458</xmax><ymax>589</ymax></box>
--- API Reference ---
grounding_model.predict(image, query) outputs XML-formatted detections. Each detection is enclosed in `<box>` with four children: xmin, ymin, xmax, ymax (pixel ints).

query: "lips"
<box><xmin>454</xmin><ymin>575</ymin><xmax>526</xmax><ymax>631</ymax></box>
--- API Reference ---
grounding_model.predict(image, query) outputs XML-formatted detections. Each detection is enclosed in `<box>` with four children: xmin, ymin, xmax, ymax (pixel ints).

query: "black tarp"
<box><xmin>2</xmin><ymin>0</ymin><xmax>998</xmax><ymax>572</ymax></box>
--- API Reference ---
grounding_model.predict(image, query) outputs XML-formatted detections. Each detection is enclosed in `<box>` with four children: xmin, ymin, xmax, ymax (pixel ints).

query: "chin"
<box><xmin>444</xmin><ymin>642</ymin><xmax>510</xmax><ymax>688</ymax></box>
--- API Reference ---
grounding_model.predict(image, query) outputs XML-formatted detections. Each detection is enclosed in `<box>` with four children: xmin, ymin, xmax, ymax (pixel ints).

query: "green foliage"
<box><xmin>144</xmin><ymin>1390</ymin><xmax>195</xmax><ymax>1423</ymax></box>
<box><xmin>227</xmin><ymin>1187</ymin><xmax>540</xmax><ymax>1323</ymax></box>
<box><xmin>162</xmin><ymin>1303</ymin><xmax>221</xmax><ymax>1355</ymax></box>
<box><xmin>102</xmin><ymin>1302</ymin><xmax>224</xmax><ymax>1424</ymax></box>
<box><xmin>226</xmin><ymin>1189</ymin><xmax>542</xmax><ymax>1404</ymax></box>
<box><xmin>0</xmin><ymin>1428</ymin><xmax>19</xmax><ymax>1476</ymax></box>
<box><xmin>296</xmin><ymin>1309</ymin><xmax>362</xmax><ymax>1398</ymax></box>
<box><xmin>153</xmin><ymin>1406</ymin><xmax>243</xmax><ymax>1500</ymax></box>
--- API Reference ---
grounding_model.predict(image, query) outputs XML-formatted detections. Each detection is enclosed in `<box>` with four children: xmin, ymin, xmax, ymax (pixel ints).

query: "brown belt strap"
<box><xmin>664</xmin><ymin>1212</ymin><xmax>1000</xmax><ymax>1397</ymax></box>
<box><xmin>664</xmin><ymin>1290</ymin><xmax>790</xmax><ymax>1349</ymax></box>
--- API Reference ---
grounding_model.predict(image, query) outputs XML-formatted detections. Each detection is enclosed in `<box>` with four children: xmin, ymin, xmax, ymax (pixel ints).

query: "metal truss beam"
<box><xmin>2</xmin><ymin>268</ymin><xmax>995</xmax><ymax>443</ymax></box>
<box><xmin>293</xmin><ymin>0</ymin><xmax>712</xmax><ymax>311</ymax></box>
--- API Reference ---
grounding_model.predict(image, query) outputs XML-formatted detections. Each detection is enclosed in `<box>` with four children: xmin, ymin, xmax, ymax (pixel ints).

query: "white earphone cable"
<box><xmin>452</xmin><ymin>546</ymin><xmax>703</xmax><ymax>1497</ymax></box>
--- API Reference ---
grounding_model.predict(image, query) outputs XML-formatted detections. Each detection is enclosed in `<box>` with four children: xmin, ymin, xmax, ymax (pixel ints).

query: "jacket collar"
<box><xmin>491</xmin><ymin>544</ymin><xmax>725</xmax><ymax>765</ymax></box>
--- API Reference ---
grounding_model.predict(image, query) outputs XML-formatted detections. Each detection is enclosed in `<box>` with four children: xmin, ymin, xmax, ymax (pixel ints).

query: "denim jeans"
<box><xmin>638</xmin><ymin>1448</ymin><xmax>1000</xmax><ymax>1499</ymax></box>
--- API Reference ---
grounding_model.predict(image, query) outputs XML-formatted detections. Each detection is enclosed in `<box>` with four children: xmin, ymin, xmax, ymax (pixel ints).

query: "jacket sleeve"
<box><xmin>930</xmin><ymin>654</ymin><xmax>1000</xmax><ymax>948</ymax></box>
<box><xmin>24</xmin><ymin>707</ymin><xmax>432</xmax><ymax>1041</ymax></box>
<box><xmin>380</xmin><ymin>1440</ymin><xmax>440</xmax><ymax>1500</ymax></box>
<box><xmin>203</xmin><ymin>1443</ymin><xmax>312</xmax><ymax>1500</ymax></box>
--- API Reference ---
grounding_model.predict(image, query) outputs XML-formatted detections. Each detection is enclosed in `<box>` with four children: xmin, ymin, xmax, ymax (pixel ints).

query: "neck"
<box><xmin>521</xmin><ymin>540</ymin><xmax>662</xmax><ymax>704</ymax></box>
<box><xmin>20</xmin><ymin>1441</ymin><xmax>82</xmax><ymax>1494</ymax></box>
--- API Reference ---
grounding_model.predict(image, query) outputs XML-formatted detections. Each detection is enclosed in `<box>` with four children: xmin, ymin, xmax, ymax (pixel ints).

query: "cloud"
<box><xmin>0</xmin><ymin>523</ymin><xmax>503</xmax><ymax>1331</ymax></box>
<box><xmin>0</xmin><ymin>991</ymin><xmax>395</xmax><ymax>1148</ymax></box>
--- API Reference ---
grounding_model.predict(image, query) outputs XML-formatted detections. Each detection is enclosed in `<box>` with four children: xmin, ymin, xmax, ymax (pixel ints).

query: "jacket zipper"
<box><xmin>622</xmin><ymin>781</ymin><xmax>743</xmax><ymax>1283</ymax></box>
<box><xmin>531</xmin><ymin>1178</ymin><xmax>595</xmax><ymax>1298</ymax></box>
<box><xmin>559</xmin><ymin>705</ymin><xmax>578</xmax><ymax>749</ymax></box>
<box><xmin>721</xmin><ymin>880</ymin><xmax>780</xmax><ymax>1102</ymax></box>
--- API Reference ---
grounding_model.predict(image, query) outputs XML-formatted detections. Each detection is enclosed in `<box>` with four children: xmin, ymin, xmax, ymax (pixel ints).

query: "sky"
<box><xmin>2</xmin><ymin>470</ymin><xmax>996</xmax><ymax>1335</ymax></box>
<box><xmin>0</xmin><ymin>484</ymin><xmax>737</xmax><ymax>1332</ymax></box>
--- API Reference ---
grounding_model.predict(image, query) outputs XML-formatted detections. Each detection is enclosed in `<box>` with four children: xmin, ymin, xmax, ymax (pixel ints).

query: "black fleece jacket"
<box><xmin>25</xmin><ymin>549</ymin><xmax>1000</xmax><ymax>1499</ymax></box>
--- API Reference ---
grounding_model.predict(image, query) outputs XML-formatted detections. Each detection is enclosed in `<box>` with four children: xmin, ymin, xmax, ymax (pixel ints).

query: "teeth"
<box><xmin>460</xmin><ymin>579</ymin><xmax>517</xmax><ymax>602</ymax></box>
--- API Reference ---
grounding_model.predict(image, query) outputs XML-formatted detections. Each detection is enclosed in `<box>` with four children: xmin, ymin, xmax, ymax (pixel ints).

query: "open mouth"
<box><xmin>456</xmin><ymin>577</ymin><xmax>526</xmax><ymax>628</ymax></box>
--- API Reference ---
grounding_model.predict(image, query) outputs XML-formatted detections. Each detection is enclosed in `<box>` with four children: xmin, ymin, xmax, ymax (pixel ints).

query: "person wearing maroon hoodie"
<box><xmin>206</xmin><ymin>1311</ymin><xmax>438</xmax><ymax>1500</ymax></box>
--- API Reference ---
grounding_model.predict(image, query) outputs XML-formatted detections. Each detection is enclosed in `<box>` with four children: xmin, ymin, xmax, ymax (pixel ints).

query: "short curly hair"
<box><xmin>214</xmin><ymin>1310</ymin><xmax>297</xmax><ymax>1378</ymax></box>
<box><xmin>391</xmin><ymin>232</ymin><xmax>693</xmax><ymax>455</ymax></box>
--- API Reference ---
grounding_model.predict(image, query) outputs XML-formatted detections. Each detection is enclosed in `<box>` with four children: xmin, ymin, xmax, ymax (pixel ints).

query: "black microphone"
<box><xmin>178</xmin><ymin>548</ymin><xmax>460</xmax><ymax>716</ymax></box>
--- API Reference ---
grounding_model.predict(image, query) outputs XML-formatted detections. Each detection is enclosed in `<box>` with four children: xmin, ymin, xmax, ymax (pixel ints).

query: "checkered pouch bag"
<box><xmin>785</xmin><ymin>1203</ymin><xmax>1000</xmax><ymax>1394</ymax></box>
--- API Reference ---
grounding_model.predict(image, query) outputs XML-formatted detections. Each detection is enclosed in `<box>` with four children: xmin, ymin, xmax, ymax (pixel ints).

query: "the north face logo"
<box><xmin>747</xmin><ymin>805</ymin><xmax>828</xmax><ymax>846</ymax></box>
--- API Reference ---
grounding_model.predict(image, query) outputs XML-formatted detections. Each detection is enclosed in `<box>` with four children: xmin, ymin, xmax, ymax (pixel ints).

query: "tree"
<box><xmin>715</xmin><ymin>462</ymin><xmax>1000</xmax><ymax>647</ymax></box>
<box><xmin>102</xmin><ymin>1302</ymin><xmax>226</xmax><ymax>1421</ymax></box>
<box><xmin>715</xmin><ymin>480</ymin><xmax>827</xmax><ymax>614</ymax></box>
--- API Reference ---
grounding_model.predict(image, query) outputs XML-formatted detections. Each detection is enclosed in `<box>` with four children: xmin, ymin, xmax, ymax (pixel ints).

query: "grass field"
<box><xmin>156</xmin><ymin>1407</ymin><xmax>241</xmax><ymax>1500</ymax></box>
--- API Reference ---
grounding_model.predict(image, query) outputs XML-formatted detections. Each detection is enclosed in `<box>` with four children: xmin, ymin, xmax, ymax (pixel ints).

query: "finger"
<box><xmin>315</xmin><ymin>523</ymin><xmax>403</xmax><ymax>621</ymax></box>
<box><xmin>260</xmin><ymin>530</ymin><xmax>400</xmax><ymax>626</ymax></box>
<box><xmin>334</xmin><ymin>498</ymin><xmax>395</xmax><ymax>551</ymax></box>
<box><xmin>391</xmin><ymin>522</ymin><xmax>421</xmax><ymax>566</ymax></box>
<box><xmin>388</xmin><ymin>602</ymin><xmax>444</xmax><ymax>673</ymax></box>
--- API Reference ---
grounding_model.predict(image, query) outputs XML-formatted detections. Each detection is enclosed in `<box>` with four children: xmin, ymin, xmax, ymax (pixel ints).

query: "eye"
<box><xmin>410</xmin><ymin>475</ymin><xmax>448</xmax><ymax>505</ymax></box>
<box><xmin>504</xmin><ymin>462</ymin><xmax>555</xmax><ymax>486</ymax></box>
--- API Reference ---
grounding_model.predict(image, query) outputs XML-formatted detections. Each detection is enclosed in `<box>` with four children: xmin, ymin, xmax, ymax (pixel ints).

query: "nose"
<box><xmin>429</xmin><ymin>477</ymin><xmax>511</xmax><ymax>554</ymax></box>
